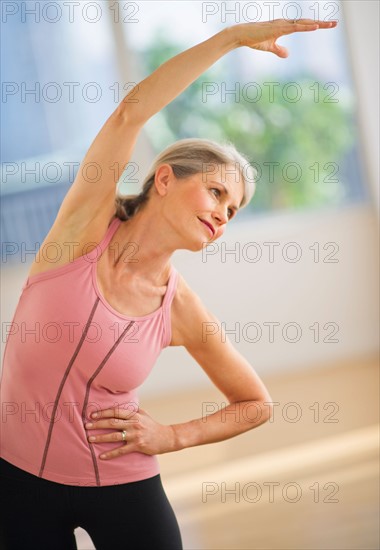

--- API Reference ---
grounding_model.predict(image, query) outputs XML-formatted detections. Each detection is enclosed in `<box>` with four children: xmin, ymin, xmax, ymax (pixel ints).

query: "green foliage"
<box><xmin>139</xmin><ymin>31</ymin><xmax>356</xmax><ymax>213</ymax></box>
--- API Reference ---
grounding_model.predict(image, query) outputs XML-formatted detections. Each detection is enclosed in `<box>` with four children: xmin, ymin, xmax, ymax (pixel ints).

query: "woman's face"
<box><xmin>156</xmin><ymin>163</ymin><xmax>245</xmax><ymax>251</ymax></box>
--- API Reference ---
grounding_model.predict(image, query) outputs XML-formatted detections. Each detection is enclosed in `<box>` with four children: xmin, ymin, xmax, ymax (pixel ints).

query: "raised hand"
<box><xmin>234</xmin><ymin>18</ymin><xmax>338</xmax><ymax>58</ymax></box>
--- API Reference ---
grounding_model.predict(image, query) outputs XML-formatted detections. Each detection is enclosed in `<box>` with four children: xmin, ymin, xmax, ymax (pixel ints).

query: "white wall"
<box><xmin>139</xmin><ymin>201</ymin><xmax>379</xmax><ymax>397</ymax></box>
<box><xmin>341</xmin><ymin>0</ymin><xmax>379</xmax><ymax>216</ymax></box>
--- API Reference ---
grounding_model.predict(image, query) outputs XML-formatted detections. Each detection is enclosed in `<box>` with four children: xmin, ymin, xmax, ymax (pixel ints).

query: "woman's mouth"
<box><xmin>198</xmin><ymin>218</ymin><xmax>215</xmax><ymax>237</ymax></box>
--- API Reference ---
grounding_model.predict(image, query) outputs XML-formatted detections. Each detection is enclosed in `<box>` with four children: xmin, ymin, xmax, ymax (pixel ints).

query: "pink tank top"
<box><xmin>0</xmin><ymin>216</ymin><xmax>179</xmax><ymax>486</ymax></box>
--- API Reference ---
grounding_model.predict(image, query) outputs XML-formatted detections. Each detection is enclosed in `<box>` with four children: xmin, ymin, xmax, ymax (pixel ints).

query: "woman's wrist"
<box><xmin>220</xmin><ymin>25</ymin><xmax>244</xmax><ymax>51</ymax></box>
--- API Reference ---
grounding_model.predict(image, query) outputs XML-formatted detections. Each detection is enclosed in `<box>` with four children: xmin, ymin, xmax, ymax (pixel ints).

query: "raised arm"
<box><xmin>118</xmin><ymin>27</ymin><xmax>238</xmax><ymax>126</ymax></box>
<box><xmin>53</xmin><ymin>27</ymin><xmax>240</xmax><ymax>232</ymax></box>
<box><xmin>119</xmin><ymin>18</ymin><xmax>336</xmax><ymax>125</ymax></box>
<box><xmin>55</xmin><ymin>19</ymin><xmax>337</xmax><ymax>234</ymax></box>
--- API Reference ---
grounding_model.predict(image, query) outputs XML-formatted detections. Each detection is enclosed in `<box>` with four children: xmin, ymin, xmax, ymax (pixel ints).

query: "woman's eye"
<box><xmin>210</xmin><ymin>188</ymin><xmax>233</xmax><ymax>219</ymax></box>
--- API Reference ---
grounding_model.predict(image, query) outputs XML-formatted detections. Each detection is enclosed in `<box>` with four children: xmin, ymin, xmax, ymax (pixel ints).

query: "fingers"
<box><xmin>293</xmin><ymin>19</ymin><xmax>338</xmax><ymax>26</ymax></box>
<box><xmin>272</xmin><ymin>43</ymin><xmax>289</xmax><ymax>58</ymax></box>
<box><xmin>86</xmin><ymin>424</ymin><xmax>138</xmax><ymax>459</ymax></box>
<box><xmin>88</xmin><ymin>426</ymin><xmax>141</xmax><ymax>460</ymax></box>
<box><xmin>99</xmin><ymin>443</ymin><xmax>137</xmax><ymax>460</ymax></box>
<box><xmin>89</xmin><ymin>406</ymin><xmax>139</xmax><ymax>422</ymax></box>
<box><xmin>87</xmin><ymin>429</ymin><xmax>127</xmax><ymax>444</ymax></box>
<box><xmin>272</xmin><ymin>17</ymin><xmax>337</xmax><ymax>25</ymax></box>
<box><xmin>278</xmin><ymin>21</ymin><xmax>338</xmax><ymax>38</ymax></box>
<box><xmin>86</xmin><ymin>417</ymin><xmax>137</xmax><ymax>431</ymax></box>
<box><xmin>85</xmin><ymin>409</ymin><xmax>139</xmax><ymax>446</ymax></box>
<box><xmin>84</xmin><ymin>407</ymin><xmax>145</xmax><ymax>459</ymax></box>
<box><xmin>286</xmin><ymin>19</ymin><xmax>338</xmax><ymax>31</ymax></box>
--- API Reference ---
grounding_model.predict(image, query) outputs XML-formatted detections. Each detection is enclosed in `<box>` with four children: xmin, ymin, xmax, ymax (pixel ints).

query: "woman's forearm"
<box><xmin>114</xmin><ymin>19</ymin><xmax>337</xmax><ymax>125</ymax></box>
<box><xmin>169</xmin><ymin>399</ymin><xmax>272</xmax><ymax>452</ymax></box>
<box><xmin>119</xmin><ymin>26</ymin><xmax>239</xmax><ymax>125</ymax></box>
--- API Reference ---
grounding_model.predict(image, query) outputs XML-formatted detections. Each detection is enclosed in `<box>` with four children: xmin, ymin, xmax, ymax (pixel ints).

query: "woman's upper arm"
<box><xmin>175</xmin><ymin>280</ymin><xmax>273</xmax><ymax>405</ymax></box>
<box><xmin>54</xmin><ymin>108</ymin><xmax>143</xmax><ymax>230</ymax></box>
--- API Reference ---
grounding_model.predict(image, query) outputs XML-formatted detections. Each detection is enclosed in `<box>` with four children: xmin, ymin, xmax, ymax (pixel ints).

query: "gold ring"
<box><xmin>121</xmin><ymin>430</ymin><xmax>127</xmax><ymax>442</ymax></box>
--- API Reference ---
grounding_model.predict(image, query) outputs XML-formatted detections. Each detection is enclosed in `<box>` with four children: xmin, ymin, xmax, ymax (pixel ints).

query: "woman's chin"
<box><xmin>184</xmin><ymin>236</ymin><xmax>210</xmax><ymax>252</ymax></box>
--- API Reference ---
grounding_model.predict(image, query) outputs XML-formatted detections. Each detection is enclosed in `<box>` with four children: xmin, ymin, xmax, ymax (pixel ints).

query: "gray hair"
<box><xmin>115</xmin><ymin>137</ymin><xmax>257</xmax><ymax>221</ymax></box>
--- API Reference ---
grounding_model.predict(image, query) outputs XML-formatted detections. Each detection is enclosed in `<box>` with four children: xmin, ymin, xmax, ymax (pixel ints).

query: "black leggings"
<box><xmin>0</xmin><ymin>458</ymin><xmax>183</xmax><ymax>550</ymax></box>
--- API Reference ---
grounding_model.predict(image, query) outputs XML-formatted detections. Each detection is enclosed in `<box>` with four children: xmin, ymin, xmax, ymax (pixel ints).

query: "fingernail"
<box><xmin>92</xmin><ymin>412</ymin><xmax>98</xmax><ymax>418</ymax></box>
<box><xmin>100</xmin><ymin>454</ymin><xmax>106</xmax><ymax>459</ymax></box>
<box><xmin>89</xmin><ymin>436</ymin><xmax>96</xmax><ymax>442</ymax></box>
<box><xmin>85</xmin><ymin>423</ymin><xmax>93</xmax><ymax>428</ymax></box>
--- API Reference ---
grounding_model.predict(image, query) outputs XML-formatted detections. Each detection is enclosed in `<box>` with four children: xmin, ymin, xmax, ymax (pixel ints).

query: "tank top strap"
<box><xmin>99</xmin><ymin>216</ymin><xmax>122</xmax><ymax>252</ymax></box>
<box><xmin>162</xmin><ymin>264</ymin><xmax>179</xmax><ymax>310</ymax></box>
<box><xmin>86</xmin><ymin>216</ymin><xmax>121</xmax><ymax>262</ymax></box>
<box><xmin>161</xmin><ymin>264</ymin><xmax>179</xmax><ymax>348</ymax></box>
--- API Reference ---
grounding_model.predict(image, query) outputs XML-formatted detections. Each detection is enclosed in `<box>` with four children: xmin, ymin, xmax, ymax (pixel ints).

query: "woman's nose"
<box><xmin>213</xmin><ymin>209</ymin><xmax>228</xmax><ymax>225</ymax></box>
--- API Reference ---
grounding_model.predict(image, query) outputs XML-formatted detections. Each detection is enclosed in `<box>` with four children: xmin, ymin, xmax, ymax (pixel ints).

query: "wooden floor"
<box><xmin>75</xmin><ymin>355</ymin><xmax>379</xmax><ymax>549</ymax></box>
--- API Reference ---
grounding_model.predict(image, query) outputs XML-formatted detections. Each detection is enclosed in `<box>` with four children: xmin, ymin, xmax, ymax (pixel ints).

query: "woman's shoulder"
<box><xmin>172</xmin><ymin>272</ymin><xmax>203</xmax><ymax>310</ymax></box>
<box><xmin>27</xmin><ymin>212</ymin><xmax>117</xmax><ymax>279</ymax></box>
<box><xmin>170</xmin><ymin>271</ymin><xmax>219</xmax><ymax>348</ymax></box>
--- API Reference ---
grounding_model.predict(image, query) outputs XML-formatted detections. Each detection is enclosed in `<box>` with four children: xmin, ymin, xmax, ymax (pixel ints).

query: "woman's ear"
<box><xmin>154</xmin><ymin>163</ymin><xmax>174</xmax><ymax>197</ymax></box>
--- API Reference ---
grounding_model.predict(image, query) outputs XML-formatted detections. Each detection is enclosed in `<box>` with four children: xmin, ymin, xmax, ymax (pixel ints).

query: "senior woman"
<box><xmin>0</xmin><ymin>18</ymin><xmax>337</xmax><ymax>550</ymax></box>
